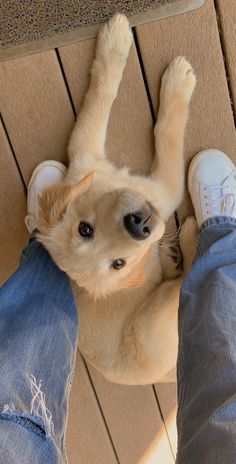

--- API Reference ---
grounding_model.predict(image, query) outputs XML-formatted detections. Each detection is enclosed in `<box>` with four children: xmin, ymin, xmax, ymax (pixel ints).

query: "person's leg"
<box><xmin>177</xmin><ymin>150</ymin><xmax>236</xmax><ymax>464</ymax></box>
<box><xmin>0</xmin><ymin>162</ymin><xmax>78</xmax><ymax>463</ymax></box>
<box><xmin>177</xmin><ymin>217</ymin><xmax>236</xmax><ymax>463</ymax></box>
<box><xmin>0</xmin><ymin>238</ymin><xmax>78</xmax><ymax>463</ymax></box>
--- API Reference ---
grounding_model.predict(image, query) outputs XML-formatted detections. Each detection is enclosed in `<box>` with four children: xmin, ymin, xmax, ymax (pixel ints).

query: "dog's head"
<box><xmin>38</xmin><ymin>173</ymin><xmax>165</xmax><ymax>298</ymax></box>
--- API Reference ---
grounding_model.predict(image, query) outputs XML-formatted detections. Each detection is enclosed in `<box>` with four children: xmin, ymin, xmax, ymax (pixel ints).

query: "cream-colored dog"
<box><xmin>38</xmin><ymin>14</ymin><xmax>197</xmax><ymax>385</ymax></box>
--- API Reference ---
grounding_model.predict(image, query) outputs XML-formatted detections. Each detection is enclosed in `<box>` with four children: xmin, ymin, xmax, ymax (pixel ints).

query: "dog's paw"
<box><xmin>161</xmin><ymin>56</ymin><xmax>196</xmax><ymax>103</ymax></box>
<box><xmin>160</xmin><ymin>244</ymin><xmax>182</xmax><ymax>280</ymax></box>
<box><xmin>179</xmin><ymin>216</ymin><xmax>198</xmax><ymax>274</ymax></box>
<box><xmin>98</xmin><ymin>14</ymin><xmax>133</xmax><ymax>60</ymax></box>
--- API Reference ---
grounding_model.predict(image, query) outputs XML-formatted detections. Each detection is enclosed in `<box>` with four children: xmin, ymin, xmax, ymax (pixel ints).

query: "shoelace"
<box><xmin>204</xmin><ymin>184</ymin><xmax>236</xmax><ymax>216</ymax></box>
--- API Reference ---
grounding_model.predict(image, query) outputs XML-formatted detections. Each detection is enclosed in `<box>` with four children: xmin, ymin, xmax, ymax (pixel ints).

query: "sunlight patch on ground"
<box><xmin>138</xmin><ymin>409</ymin><xmax>177</xmax><ymax>464</ymax></box>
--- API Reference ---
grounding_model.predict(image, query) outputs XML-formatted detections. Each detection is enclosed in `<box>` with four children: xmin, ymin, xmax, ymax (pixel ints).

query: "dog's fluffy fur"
<box><xmin>38</xmin><ymin>14</ymin><xmax>197</xmax><ymax>385</ymax></box>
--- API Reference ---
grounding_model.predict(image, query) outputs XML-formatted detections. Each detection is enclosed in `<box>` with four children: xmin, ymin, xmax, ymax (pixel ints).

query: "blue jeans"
<box><xmin>0</xmin><ymin>237</ymin><xmax>78</xmax><ymax>463</ymax></box>
<box><xmin>0</xmin><ymin>217</ymin><xmax>236</xmax><ymax>463</ymax></box>
<box><xmin>177</xmin><ymin>217</ymin><xmax>236</xmax><ymax>463</ymax></box>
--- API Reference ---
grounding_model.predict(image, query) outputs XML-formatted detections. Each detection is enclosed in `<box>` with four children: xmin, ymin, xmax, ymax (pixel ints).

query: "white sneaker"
<box><xmin>25</xmin><ymin>161</ymin><xmax>67</xmax><ymax>233</ymax></box>
<box><xmin>188</xmin><ymin>149</ymin><xmax>236</xmax><ymax>227</ymax></box>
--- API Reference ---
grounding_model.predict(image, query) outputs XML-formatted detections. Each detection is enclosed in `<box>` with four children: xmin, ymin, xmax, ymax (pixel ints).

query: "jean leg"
<box><xmin>177</xmin><ymin>216</ymin><xmax>236</xmax><ymax>464</ymax></box>
<box><xmin>0</xmin><ymin>238</ymin><xmax>79</xmax><ymax>463</ymax></box>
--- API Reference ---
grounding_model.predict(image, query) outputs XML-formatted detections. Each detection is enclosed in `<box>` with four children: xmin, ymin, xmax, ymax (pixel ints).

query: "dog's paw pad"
<box><xmin>168</xmin><ymin>245</ymin><xmax>182</xmax><ymax>270</ymax></box>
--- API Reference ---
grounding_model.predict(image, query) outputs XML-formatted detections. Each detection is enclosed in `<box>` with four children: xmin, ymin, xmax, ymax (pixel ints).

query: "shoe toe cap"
<box><xmin>189</xmin><ymin>150</ymin><xmax>235</xmax><ymax>188</ymax></box>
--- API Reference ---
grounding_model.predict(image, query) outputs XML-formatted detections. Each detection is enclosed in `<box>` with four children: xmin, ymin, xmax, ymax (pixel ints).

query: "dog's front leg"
<box><xmin>67</xmin><ymin>15</ymin><xmax>132</xmax><ymax>178</ymax></box>
<box><xmin>151</xmin><ymin>57</ymin><xmax>196</xmax><ymax>220</ymax></box>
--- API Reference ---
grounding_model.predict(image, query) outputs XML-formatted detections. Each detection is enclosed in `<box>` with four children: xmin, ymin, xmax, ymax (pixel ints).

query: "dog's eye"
<box><xmin>112</xmin><ymin>259</ymin><xmax>126</xmax><ymax>270</ymax></box>
<box><xmin>78</xmin><ymin>222</ymin><xmax>94</xmax><ymax>239</ymax></box>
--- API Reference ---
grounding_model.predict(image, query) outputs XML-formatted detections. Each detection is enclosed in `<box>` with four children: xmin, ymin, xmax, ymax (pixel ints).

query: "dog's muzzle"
<box><xmin>124</xmin><ymin>204</ymin><xmax>157</xmax><ymax>241</ymax></box>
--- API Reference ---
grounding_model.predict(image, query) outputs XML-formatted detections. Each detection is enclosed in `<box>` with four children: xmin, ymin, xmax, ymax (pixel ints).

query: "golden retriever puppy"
<box><xmin>38</xmin><ymin>14</ymin><xmax>197</xmax><ymax>385</ymax></box>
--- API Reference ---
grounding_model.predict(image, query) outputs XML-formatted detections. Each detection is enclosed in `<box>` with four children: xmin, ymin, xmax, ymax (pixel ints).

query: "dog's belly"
<box><xmin>74</xmin><ymin>272</ymin><xmax>161</xmax><ymax>375</ymax></box>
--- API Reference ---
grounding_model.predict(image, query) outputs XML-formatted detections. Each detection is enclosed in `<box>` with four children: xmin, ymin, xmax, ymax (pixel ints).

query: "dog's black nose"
<box><xmin>124</xmin><ymin>211</ymin><xmax>152</xmax><ymax>240</ymax></box>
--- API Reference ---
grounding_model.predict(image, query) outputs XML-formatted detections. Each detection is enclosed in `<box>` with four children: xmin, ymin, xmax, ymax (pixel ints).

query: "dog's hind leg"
<box><xmin>150</xmin><ymin>57</ymin><xmax>196</xmax><ymax>220</ymax></box>
<box><xmin>105</xmin><ymin>276</ymin><xmax>181</xmax><ymax>385</ymax></box>
<box><xmin>66</xmin><ymin>15</ymin><xmax>133</xmax><ymax>182</ymax></box>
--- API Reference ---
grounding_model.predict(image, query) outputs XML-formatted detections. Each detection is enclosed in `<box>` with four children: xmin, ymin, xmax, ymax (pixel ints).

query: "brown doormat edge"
<box><xmin>0</xmin><ymin>0</ymin><xmax>204</xmax><ymax>62</ymax></box>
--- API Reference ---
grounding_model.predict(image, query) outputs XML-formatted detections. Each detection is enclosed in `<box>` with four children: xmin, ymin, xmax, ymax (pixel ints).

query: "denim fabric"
<box><xmin>0</xmin><ymin>239</ymin><xmax>78</xmax><ymax>463</ymax></box>
<box><xmin>177</xmin><ymin>216</ymin><xmax>236</xmax><ymax>464</ymax></box>
<box><xmin>1</xmin><ymin>217</ymin><xmax>236</xmax><ymax>463</ymax></box>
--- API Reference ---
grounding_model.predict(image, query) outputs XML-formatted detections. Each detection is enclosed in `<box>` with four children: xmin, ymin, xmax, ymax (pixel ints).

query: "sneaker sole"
<box><xmin>28</xmin><ymin>160</ymin><xmax>67</xmax><ymax>191</ymax></box>
<box><xmin>188</xmin><ymin>149</ymin><xmax>235</xmax><ymax>194</ymax></box>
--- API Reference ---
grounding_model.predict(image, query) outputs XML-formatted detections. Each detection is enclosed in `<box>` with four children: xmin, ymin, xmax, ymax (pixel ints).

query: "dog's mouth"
<box><xmin>76</xmin><ymin>279</ymin><xmax>114</xmax><ymax>301</ymax></box>
<box><xmin>67</xmin><ymin>267</ymin><xmax>110</xmax><ymax>299</ymax></box>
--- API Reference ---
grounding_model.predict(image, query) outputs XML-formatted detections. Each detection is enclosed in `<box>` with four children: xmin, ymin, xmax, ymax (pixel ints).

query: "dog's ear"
<box><xmin>38</xmin><ymin>173</ymin><xmax>93</xmax><ymax>231</ymax></box>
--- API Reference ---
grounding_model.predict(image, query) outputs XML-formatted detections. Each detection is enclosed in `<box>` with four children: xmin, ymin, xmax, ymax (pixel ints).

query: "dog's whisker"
<box><xmin>159</xmin><ymin>234</ymin><xmax>179</xmax><ymax>242</ymax></box>
<box><xmin>161</xmin><ymin>235</ymin><xmax>179</xmax><ymax>242</ymax></box>
<box><xmin>161</xmin><ymin>224</ymin><xmax>185</xmax><ymax>242</ymax></box>
<box><xmin>158</xmin><ymin>242</ymin><xmax>180</xmax><ymax>248</ymax></box>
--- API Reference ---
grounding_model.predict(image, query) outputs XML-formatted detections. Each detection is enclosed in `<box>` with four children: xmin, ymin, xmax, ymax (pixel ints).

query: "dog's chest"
<box><xmin>75</xmin><ymin>279</ymin><xmax>158</xmax><ymax>370</ymax></box>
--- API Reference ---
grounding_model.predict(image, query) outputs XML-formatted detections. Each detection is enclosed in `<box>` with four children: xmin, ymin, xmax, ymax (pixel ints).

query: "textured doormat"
<box><xmin>0</xmin><ymin>0</ymin><xmax>203</xmax><ymax>61</ymax></box>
